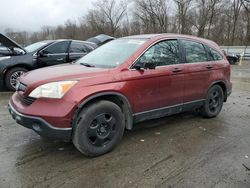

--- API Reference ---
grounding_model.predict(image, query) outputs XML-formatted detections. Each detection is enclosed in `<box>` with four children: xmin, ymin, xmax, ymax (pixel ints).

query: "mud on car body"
<box><xmin>9</xmin><ymin>34</ymin><xmax>232</xmax><ymax>157</ymax></box>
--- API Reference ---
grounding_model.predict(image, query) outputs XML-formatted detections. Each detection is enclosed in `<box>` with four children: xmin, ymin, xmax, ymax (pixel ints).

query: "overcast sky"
<box><xmin>0</xmin><ymin>0</ymin><xmax>94</xmax><ymax>33</ymax></box>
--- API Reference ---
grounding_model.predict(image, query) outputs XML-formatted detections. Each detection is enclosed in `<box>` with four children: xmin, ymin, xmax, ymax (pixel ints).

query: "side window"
<box><xmin>84</xmin><ymin>44</ymin><xmax>94</xmax><ymax>53</ymax></box>
<box><xmin>182</xmin><ymin>40</ymin><xmax>208</xmax><ymax>63</ymax></box>
<box><xmin>69</xmin><ymin>42</ymin><xmax>89</xmax><ymax>53</ymax></box>
<box><xmin>44</xmin><ymin>41</ymin><xmax>69</xmax><ymax>54</ymax></box>
<box><xmin>136</xmin><ymin>40</ymin><xmax>180</xmax><ymax>67</ymax></box>
<box><xmin>207</xmin><ymin>46</ymin><xmax>223</xmax><ymax>61</ymax></box>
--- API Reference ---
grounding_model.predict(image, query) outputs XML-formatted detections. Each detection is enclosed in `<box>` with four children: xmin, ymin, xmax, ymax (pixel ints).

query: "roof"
<box><xmin>122</xmin><ymin>34</ymin><xmax>164</xmax><ymax>39</ymax></box>
<box><xmin>122</xmin><ymin>33</ymin><xmax>218</xmax><ymax>48</ymax></box>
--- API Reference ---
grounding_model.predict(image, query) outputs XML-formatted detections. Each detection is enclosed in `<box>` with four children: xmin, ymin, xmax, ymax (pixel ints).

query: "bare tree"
<box><xmin>64</xmin><ymin>20</ymin><xmax>78</xmax><ymax>39</ymax></box>
<box><xmin>86</xmin><ymin>0</ymin><xmax>127</xmax><ymax>36</ymax></box>
<box><xmin>3</xmin><ymin>0</ymin><xmax>250</xmax><ymax>46</ymax></box>
<box><xmin>207</xmin><ymin>0</ymin><xmax>222</xmax><ymax>37</ymax></box>
<box><xmin>189</xmin><ymin>0</ymin><xmax>222</xmax><ymax>37</ymax></box>
<box><xmin>242</xmin><ymin>0</ymin><xmax>250</xmax><ymax>44</ymax></box>
<box><xmin>135</xmin><ymin>0</ymin><xmax>169</xmax><ymax>33</ymax></box>
<box><xmin>231</xmin><ymin>0</ymin><xmax>243</xmax><ymax>44</ymax></box>
<box><xmin>173</xmin><ymin>0</ymin><xmax>193</xmax><ymax>34</ymax></box>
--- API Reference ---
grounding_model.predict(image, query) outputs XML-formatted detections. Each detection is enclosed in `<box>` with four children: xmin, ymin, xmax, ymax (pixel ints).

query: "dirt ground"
<box><xmin>0</xmin><ymin>62</ymin><xmax>250</xmax><ymax>188</ymax></box>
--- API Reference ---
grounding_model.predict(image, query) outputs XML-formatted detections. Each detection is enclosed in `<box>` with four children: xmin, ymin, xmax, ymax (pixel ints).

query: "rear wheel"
<box><xmin>73</xmin><ymin>100</ymin><xmax>125</xmax><ymax>157</ymax></box>
<box><xmin>5</xmin><ymin>67</ymin><xmax>28</xmax><ymax>91</ymax></box>
<box><xmin>201</xmin><ymin>85</ymin><xmax>224</xmax><ymax>118</ymax></box>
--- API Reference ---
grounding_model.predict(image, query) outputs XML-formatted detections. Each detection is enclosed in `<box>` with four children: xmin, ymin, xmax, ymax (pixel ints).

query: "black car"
<box><xmin>226</xmin><ymin>54</ymin><xmax>240</xmax><ymax>65</ymax></box>
<box><xmin>87</xmin><ymin>34</ymin><xmax>115</xmax><ymax>46</ymax></box>
<box><xmin>222</xmin><ymin>50</ymin><xmax>240</xmax><ymax>65</ymax></box>
<box><xmin>0</xmin><ymin>34</ymin><xmax>98</xmax><ymax>91</ymax></box>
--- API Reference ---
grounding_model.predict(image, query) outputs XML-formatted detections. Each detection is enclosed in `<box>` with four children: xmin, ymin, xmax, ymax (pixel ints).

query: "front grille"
<box><xmin>16</xmin><ymin>82</ymin><xmax>36</xmax><ymax>105</ymax></box>
<box><xmin>18</xmin><ymin>95</ymin><xmax>36</xmax><ymax>106</ymax></box>
<box><xmin>22</xmin><ymin>96</ymin><xmax>36</xmax><ymax>105</ymax></box>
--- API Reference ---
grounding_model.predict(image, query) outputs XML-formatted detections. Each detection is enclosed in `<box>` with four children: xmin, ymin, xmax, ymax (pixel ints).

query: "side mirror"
<box><xmin>144</xmin><ymin>61</ymin><xmax>156</xmax><ymax>69</ymax></box>
<box><xmin>38</xmin><ymin>50</ymin><xmax>48</xmax><ymax>57</ymax></box>
<box><xmin>133</xmin><ymin>63</ymin><xmax>143</xmax><ymax>70</ymax></box>
<box><xmin>133</xmin><ymin>61</ymin><xmax>156</xmax><ymax>70</ymax></box>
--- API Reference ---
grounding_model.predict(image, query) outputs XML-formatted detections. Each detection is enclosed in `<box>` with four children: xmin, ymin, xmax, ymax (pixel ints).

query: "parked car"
<box><xmin>8</xmin><ymin>34</ymin><xmax>232</xmax><ymax>156</ymax></box>
<box><xmin>0</xmin><ymin>33</ymin><xmax>98</xmax><ymax>91</ymax></box>
<box><xmin>87</xmin><ymin>34</ymin><xmax>115</xmax><ymax>46</ymax></box>
<box><xmin>222</xmin><ymin>50</ymin><xmax>240</xmax><ymax>65</ymax></box>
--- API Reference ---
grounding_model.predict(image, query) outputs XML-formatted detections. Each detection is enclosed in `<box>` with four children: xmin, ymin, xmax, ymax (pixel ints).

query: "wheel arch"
<box><xmin>3</xmin><ymin>64</ymin><xmax>32</xmax><ymax>77</ymax></box>
<box><xmin>73</xmin><ymin>92</ymin><xmax>134</xmax><ymax>130</ymax></box>
<box><xmin>208</xmin><ymin>81</ymin><xmax>228</xmax><ymax>102</ymax></box>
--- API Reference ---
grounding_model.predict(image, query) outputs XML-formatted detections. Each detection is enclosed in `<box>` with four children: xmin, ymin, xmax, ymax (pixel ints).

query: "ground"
<box><xmin>0</xmin><ymin>62</ymin><xmax>250</xmax><ymax>188</ymax></box>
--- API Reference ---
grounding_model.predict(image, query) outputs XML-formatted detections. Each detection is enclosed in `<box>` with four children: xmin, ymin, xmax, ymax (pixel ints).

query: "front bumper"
<box><xmin>8</xmin><ymin>102</ymin><xmax>72</xmax><ymax>141</ymax></box>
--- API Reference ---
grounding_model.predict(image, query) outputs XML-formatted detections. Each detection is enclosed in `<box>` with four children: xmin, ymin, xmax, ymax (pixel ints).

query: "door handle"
<box><xmin>206</xmin><ymin>65</ymin><xmax>213</xmax><ymax>69</ymax></box>
<box><xmin>57</xmin><ymin>58</ymin><xmax>64</xmax><ymax>61</ymax></box>
<box><xmin>172</xmin><ymin>67</ymin><xmax>183</xmax><ymax>73</ymax></box>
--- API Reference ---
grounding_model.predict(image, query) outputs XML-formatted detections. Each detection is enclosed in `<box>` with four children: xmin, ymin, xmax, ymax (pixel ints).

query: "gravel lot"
<box><xmin>0</xmin><ymin>62</ymin><xmax>250</xmax><ymax>188</ymax></box>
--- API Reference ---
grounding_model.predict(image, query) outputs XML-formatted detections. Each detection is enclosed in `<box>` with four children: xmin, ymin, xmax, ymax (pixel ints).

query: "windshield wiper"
<box><xmin>80</xmin><ymin>63</ymin><xmax>95</xmax><ymax>67</ymax></box>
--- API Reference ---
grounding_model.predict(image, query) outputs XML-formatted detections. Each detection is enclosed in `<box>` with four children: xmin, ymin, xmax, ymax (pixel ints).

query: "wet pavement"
<box><xmin>0</xmin><ymin>62</ymin><xmax>250</xmax><ymax>188</ymax></box>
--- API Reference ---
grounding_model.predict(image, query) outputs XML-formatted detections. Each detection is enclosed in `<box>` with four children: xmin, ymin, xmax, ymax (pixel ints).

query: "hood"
<box><xmin>87</xmin><ymin>34</ymin><xmax>115</xmax><ymax>46</ymax></box>
<box><xmin>0</xmin><ymin>33</ymin><xmax>26</xmax><ymax>52</ymax></box>
<box><xmin>20</xmin><ymin>64</ymin><xmax>111</xmax><ymax>87</ymax></box>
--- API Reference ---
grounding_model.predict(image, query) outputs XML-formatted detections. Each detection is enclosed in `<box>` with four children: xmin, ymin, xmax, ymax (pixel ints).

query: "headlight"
<box><xmin>29</xmin><ymin>81</ymin><xmax>78</xmax><ymax>99</ymax></box>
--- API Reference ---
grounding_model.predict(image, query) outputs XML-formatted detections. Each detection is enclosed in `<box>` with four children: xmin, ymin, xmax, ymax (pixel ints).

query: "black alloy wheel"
<box><xmin>73</xmin><ymin>100</ymin><xmax>125</xmax><ymax>157</ymax></box>
<box><xmin>201</xmin><ymin>85</ymin><xmax>224</xmax><ymax>118</ymax></box>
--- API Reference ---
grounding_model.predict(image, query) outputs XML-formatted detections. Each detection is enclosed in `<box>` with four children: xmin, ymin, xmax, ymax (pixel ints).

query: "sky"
<box><xmin>0</xmin><ymin>0</ymin><xmax>94</xmax><ymax>33</ymax></box>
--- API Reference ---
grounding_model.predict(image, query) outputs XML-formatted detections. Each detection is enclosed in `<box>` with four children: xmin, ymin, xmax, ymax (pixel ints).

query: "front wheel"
<box><xmin>5</xmin><ymin>67</ymin><xmax>28</xmax><ymax>91</ymax></box>
<box><xmin>201</xmin><ymin>85</ymin><xmax>224</xmax><ymax>118</ymax></box>
<box><xmin>73</xmin><ymin>100</ymin><xmax>125</xmax><ymax>157</ymax></box>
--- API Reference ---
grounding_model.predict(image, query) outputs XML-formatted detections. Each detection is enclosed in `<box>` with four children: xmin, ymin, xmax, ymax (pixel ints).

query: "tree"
<box><xmin>134</xmin><ymin>0</ymin><xmax>169</xmax><ymax>33</ymax></box>
<box><xmin>190</xmin><ymin>0</ymin><xmax>222</xmax><ymax>37</ymax></box>
<box><xmin>86</xmin><ymin>0</ymin><xmax>128</xmax><ymax>36</ymax></box>
<box><xmin>242</xmin><ymin>0</ymin><xmax>250</xmax><ymax>44</ymax></box>
<box><xmin>173</xmin><ymin>0</ymin><xmax>193</xmax><ymax>34</ymax></box>
<box><xmin>231</xmin><ymin>0</ymin><xmax>243</xmax><ymax>44</ymax></box>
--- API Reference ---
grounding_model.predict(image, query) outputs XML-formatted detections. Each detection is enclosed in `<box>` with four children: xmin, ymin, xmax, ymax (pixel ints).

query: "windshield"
<box><xmin>76</xmin><ymin>39</ymin><xmax>147</xmax><ymax>68</ymax></box>
<box><xmin>25</xmin><ymin>41</ymin><xmax>51</xmax><ymax>53</ymax></box>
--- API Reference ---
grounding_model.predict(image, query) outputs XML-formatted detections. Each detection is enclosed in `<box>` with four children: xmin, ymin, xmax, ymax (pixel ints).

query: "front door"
<box><xmin>37</xmin><ymin>41</ymin><xmax>70</xmax><ymax>67</ymax></box>
<box><xmin>128</xmin><ymin>39</ymin><xmax>184</xmax><ymax>121</ymax></box>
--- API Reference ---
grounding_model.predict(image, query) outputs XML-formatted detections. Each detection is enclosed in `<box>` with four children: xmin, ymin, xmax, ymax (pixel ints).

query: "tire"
<box><xmin>5</xmin><ymin>67</ymin><xmax>28</xmax><ymax>91</ymax></box>
<box><xmin>229</xmin><ymin>59</ymin><xmax>235</xmax><ymax>65</ymax></box>
<box><xmin>201</xmin><ymin>85</ymin><xmax>224</xmax><ymax>118</ymax></box>
<box><xmin>73</xmin><ymin>100</ymin><xmax>125</xmax><ymax>157</ymax></box>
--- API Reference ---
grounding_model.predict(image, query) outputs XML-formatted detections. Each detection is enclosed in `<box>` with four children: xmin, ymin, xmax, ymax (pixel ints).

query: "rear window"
<box><xmin>70</xmin><ymin>42</ymin><xmax>88</xmax><ymax>53</ymax></box>
<box><xmin>181</xmin><ymin>40</ymin><xmax>208</xmax><ymax>63</ymax></box>
<box><xmin>207</xmin><ymin>46</ymin><xmax>223</xmax><ymax>61</ymax></box>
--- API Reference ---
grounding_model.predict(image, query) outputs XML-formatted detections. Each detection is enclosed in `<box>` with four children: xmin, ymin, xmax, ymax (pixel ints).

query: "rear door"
<box><xmin>68</xmin><ymin>41</ymin><xmax>94</xmax><ymax>62</ymax></box>
<box><xmin>37</xmin><ymin>41</ymin><xmax>70</xmax><ymax>67</ymax></box>
<box><xmin>180</xmin><ymin>39</ymin><xmax>214</xmax><ymax>103</ymax></box>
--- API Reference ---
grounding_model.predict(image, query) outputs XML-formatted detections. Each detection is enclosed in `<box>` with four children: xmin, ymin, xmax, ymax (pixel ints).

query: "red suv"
<box><xmin>8</xmin><ymin>34</ymin><xmax>232</xmax><ymax>156</ymax></box>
